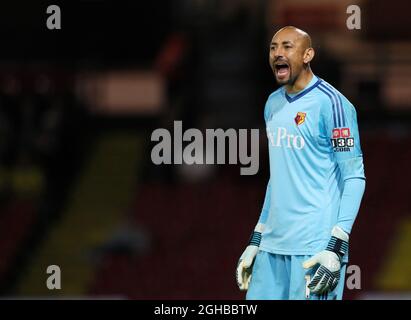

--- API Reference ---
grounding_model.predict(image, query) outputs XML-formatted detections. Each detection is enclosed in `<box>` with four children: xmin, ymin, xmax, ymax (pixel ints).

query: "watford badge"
<box><xmin>295</xmin><ymin>112</ymin><xmax>306</xmax><ymax>126</ymax></box>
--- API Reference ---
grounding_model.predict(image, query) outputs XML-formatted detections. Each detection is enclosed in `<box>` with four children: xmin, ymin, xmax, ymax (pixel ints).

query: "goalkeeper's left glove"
<box><xmin>302</xmin><ymin>226</ymin><xmax>349</xmax><ymax>294</ymax></box>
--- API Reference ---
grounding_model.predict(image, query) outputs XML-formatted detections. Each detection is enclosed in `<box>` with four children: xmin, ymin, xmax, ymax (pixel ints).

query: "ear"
<box><xmin>303</xmin><ymin>47</ymin><xmax>315</xmax><ymax>64</ymax></box>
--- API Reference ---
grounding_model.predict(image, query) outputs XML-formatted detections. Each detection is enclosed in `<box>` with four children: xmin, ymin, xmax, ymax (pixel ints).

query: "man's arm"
<box><xmin>236</xmin><ymin>179</ymin><xmax>270</xmax><ymax>290</ymax></box>
<box><xmin>303</xmin><ymin>87</ymin><xmax>366</xmax><ymax>294</ymax></box>
<box><xmin>257</xmin><ymin>179</ymin><xmax>271</xmax><ymax>226</ymax></box>
<box><xmin>337</xmin><ymin>176</ymin><xmax>365</xmax><ymax>234</ymax></box>
<box><xmin>332</xmin><ymin>99</ymin><xmax>366</xmax><ymax>234</ymax></box>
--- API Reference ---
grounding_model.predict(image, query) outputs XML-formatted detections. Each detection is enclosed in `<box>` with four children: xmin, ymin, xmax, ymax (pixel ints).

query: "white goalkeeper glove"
<box><xmin>303</xmin><ymin>226</ymin><xmax>349</xmax><ymax>294</ymax></box>
<box><xmin>236</xmin><ymin>223</ymin><xmax>264</xmax><ymax>291</ymax></box>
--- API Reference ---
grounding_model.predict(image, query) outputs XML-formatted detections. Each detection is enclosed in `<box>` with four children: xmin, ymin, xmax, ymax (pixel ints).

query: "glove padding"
<box><xmin>236</xmin><ymin>224</ymin><xmax>264</xmax><ymax>291</ymax></box>
<box><xmin>303</xmin><ymin>226</ymin><xmax>349</xmax><ymax>294</ymax></box>
<box><xmin>303</xmin><ymin>251</ymin><xmax>341</xmax><ymax>294</ymax></box>
<box><xmin>236</xmin><ymin>245</ymin><xmax>259</xmax><ymax>290</ymax></box>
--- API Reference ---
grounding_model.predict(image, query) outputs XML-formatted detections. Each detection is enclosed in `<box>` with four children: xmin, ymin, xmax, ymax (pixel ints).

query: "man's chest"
<box><xmin>266</xmin><ymin>97</ymin><xmax>321</xmax><ymax>149</ymax></box>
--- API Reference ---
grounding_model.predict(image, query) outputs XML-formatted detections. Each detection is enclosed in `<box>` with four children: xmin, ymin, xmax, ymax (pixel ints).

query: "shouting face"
<box><xmin>269</xmin><ymin>26</ymin><xmax>314</xmax><ymax>86</ymax></box>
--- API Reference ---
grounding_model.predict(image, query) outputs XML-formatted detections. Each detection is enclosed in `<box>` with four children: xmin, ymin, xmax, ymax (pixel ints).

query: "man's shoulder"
<box><xmin>317</xmin><ymin>79</ymin><xmax>353</xmax><ymax>106</ymax></box>
<box><xmin>314</xmin><ymin>78</ymin><xmax>361</xmax><ymax>130</ymax></box>
<box><xmin>264</xmin><ymin>87</ymin><xmax>284</xmax><ymax>122</ymax></box>
<box><xmin>267</xmin><ymin>86</ymin><xmax>284</xmax><ymax>101</ymax></box>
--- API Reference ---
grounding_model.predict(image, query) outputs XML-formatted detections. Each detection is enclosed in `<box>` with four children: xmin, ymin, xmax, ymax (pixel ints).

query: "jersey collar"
<box><xmin>284</xmin><ymin>76</ymin><xmax>322</xmax><ymax>103</ymax></box>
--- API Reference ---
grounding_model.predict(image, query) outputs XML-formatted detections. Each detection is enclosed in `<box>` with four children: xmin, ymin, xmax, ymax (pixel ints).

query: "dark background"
<box><xmin>0</xmin><ymin>0</ymin><xmax>410</xmax><ymax>299</ymax></box>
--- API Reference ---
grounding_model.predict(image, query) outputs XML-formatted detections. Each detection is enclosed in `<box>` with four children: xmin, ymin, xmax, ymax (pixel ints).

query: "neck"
<box><xmin>285</xmin><ymin>67</ymin><xmax>314</xmax><ymax>94</ymax></box>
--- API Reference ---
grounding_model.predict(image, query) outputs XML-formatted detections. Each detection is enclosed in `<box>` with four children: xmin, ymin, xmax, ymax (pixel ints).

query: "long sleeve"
<box><xmin>257</xmin><ymin>179</ymin><xmax>271</xmax><ymax>226</ymax></box>
<box><xmin>320</xmin><ymin>83</ymin><xmax>366</xmax><ymax>234</ymax></box>
<box><xmin>337</xmin><ymin>177</ymin><xmax>365</xmax><ymax>234</ymax></box>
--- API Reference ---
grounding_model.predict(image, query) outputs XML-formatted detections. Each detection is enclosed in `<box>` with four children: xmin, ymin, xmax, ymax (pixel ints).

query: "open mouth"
<box><xmin>275</xmin><ymin>62</ymin><xmax>290</xmax><ymax>79</ymax></box>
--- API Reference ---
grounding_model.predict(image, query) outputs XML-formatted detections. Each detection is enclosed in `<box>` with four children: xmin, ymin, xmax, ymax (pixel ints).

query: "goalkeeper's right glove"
<box><xmin>236</xmin><ymin>223</ymin><xmax>264</xmax><ymax>291</ymax></box>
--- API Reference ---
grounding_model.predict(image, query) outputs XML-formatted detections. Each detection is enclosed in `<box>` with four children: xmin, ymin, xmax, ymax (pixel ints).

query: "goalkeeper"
<box><xmin>236</xmin><ymin>26</ymin><xmax>366</xmax><ymax>300</ymax></box>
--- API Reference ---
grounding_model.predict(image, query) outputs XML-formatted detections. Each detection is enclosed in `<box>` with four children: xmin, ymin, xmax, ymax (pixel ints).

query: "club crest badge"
<box><xmin>295</xmin><ymin>112</ymin><xmax>306</xmax><ymax>126</ymax></box>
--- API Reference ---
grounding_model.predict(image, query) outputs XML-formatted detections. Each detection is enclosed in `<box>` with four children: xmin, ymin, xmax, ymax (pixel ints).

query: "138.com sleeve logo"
<box><xmin>331</xmin><ymin>128</ymin><xmax>354</xmax><ymax>152</ymax></box>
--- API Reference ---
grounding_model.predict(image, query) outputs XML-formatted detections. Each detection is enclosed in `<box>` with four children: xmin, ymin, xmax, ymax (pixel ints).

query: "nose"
<box><xmin>274</xmin><ymin>47</ymin><xmax>285</xmax><ymax>59</ymax></box>
<box><xmin>270</xmin><ymin>49</ymin><xmax>283</xmax><ymax>63</ymax></box>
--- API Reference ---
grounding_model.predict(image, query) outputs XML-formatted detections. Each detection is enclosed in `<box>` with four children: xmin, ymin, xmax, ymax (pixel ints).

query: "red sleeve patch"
<box><xmin>331</xmin><ymin>128</ymin><xmax>354</xmax><ymax>152</ymax></box>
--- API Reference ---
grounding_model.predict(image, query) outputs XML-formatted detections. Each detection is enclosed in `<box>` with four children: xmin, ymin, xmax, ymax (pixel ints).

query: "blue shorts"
<box><xmin>246</xmin><ymin>250</ymin><xmax>347</xmax><ymax>300</ymax></box>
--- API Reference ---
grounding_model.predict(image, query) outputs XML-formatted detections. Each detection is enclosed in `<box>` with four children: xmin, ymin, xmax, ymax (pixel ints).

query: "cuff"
<box><xmin>326</xmin><ymin>226</ymin><xmax>349</xmax><ymax>258</ymax></box>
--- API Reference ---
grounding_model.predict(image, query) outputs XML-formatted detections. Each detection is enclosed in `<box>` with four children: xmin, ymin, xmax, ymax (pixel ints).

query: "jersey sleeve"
<box><xmin>257</xmin><ymin>179</ymin><xmax>271</xmax><ymax>225</ymax></box>
<box><xmin>321</xmin><ymin>92</ymin><xmax>366</xmax><ymax>234</ymax></box>
<box><xmin>337</xmin><ymin>178</ymin><xmax>365</xmax><ymax>234</ymax></box>
<box><xmin>256</xmin><ymin>99</ymin><xmax>273</xmax><ymax>227</ymax></box>
<box><xmin>322</xmin><ymin>94</ymin><xmax>365</xmax><ymax>181</ymax></box>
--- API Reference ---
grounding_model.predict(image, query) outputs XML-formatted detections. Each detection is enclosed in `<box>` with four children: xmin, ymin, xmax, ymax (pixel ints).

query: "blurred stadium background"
<box><xmin>0</xmin><ymin>0</ymin><xmax>410</xmax><ymax>299</ymax></box>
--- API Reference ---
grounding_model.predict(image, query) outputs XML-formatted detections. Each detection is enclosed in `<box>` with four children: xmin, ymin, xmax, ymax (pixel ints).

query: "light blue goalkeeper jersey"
<box><xmin>258</xmin><ymin>74</ymin><xmax>365</xmax><ymax>257</ymax></box>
